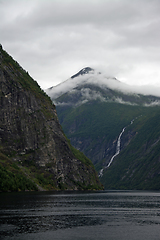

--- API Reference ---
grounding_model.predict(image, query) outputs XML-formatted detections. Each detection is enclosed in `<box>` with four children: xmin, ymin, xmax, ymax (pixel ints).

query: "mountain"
<box><xmin>0</xmin><ymin>46</ymin><xmax>103</xmax><ymax>192</ymax></box>
<box><xmin>46</xmin><ymin>67</ymin><xmax>160</xmax><ymax>106</ymax></box>
<box><xmin>46</xmin><ymin>67</ymin><xmax>160</xmax><ymax>190</ymax></box>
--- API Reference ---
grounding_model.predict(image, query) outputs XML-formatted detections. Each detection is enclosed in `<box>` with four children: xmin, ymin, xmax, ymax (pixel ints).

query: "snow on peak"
<box><xmin>45</xmin><ymin>67</ymin><xmax>160</xmax><ymax>100</ymax></box>
<box><xmin>45</xmin><ymin>67</ymin><xmax>118</xmax><ymax>99</ymax></box>
<box><xmin>71</xmin><ymin>67</ymin><xmax>94</xmax><ymax>79</ymax></box>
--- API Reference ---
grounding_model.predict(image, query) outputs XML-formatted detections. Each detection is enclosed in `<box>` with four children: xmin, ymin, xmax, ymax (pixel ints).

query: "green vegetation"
<box><xmin>0</xmin><ymin>165</ymin><xmax>38</xmax><ymax>192</ymax></box>
<box><xmin>1</xmin><ymin>46</ymin><xmax>55</xmax><ymax>120</ymax></box>
<box><xmin>57</xmin><ymin>100</ymin><xmax>160</xmax><ymax>166</ymax></box>
<box><xmin>58</xmin><ymin>101</ymin><xmax>159</xmax><ymax>140</ymax></box>
<box><xmin>101</xmin><ymin>112</ymin><xmax>160</xmax><ymax>190</ymax></box>
<box><xmin>0</xmin><ymin>152</ymin><xmax>58</xmax><ymax>192</ymax></box>
<box><xmin>70</xmin><ymin>179</ymin><xmax>102</xmax><ymax>190</ymax></box>
<box><xmin>55</xmin><ymin>84</ymin><xmax>160</xmax><ymax>190</ymax></box>
<box><xmin>34</xmin><ymin>173</ymin><xmax>56</xmax><ymax>189</ymax></box>
<box><xmin>67</xmin><ymin>138</ymin><xmax>94</xmax><ymax>167</ymax></box>
<box><xmin>0</xmin><ymin>142</ymin><xmax>97</xmax><ymax>192</ymax></box>
<box><xmin>0</xmin><ymin>46</ymin><xmax>103</xmax><ymax>192</ymax></box>
<box><xmin>0</xmin><ymin>153</ymin><xmax>38</xmax><ymax>192</ymax></box>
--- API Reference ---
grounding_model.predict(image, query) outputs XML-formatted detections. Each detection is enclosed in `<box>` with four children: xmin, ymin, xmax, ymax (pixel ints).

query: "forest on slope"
<box><xmin>47</xmin><ymin>67</ymin><xmax>160</xmax><ymax>190</ymax></box>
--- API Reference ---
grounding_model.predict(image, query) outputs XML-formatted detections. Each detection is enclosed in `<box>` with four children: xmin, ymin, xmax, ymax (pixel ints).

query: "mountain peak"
<box><xmin>71</xmin><ymin>67</ymin><xmax>94</xmax><ymax>79</ymax></box>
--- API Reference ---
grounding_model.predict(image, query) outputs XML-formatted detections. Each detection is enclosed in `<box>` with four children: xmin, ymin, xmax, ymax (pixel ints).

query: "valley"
<box><xmin>47</xmin><ymin>67</ymin><xmax>160</xmax><ymax>190</ymax></box>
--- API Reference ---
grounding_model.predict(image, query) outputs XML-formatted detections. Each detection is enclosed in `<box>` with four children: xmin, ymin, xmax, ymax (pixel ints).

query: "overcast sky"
<box><xmin>1</xmin><ymin>0</ymin><xmax>160</xmax><ymax>89</ymax></box>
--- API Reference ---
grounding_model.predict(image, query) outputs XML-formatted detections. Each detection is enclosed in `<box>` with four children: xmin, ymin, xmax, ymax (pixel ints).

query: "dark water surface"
<box><xmin>0</xmin><ymin>190</ymin><xmax>160</xmax><ymax>240</ymax></box>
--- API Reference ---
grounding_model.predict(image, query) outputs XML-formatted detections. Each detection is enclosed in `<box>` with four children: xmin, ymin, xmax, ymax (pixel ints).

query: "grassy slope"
<box><xmin>57</xmin><ymin>100</ymin><xmax>160</xmax><ymax>190</ymax></box>
<box><xmin>57</xmin><ymin>101</ymin><xmax>160</xmax><ymax>155</ymax></box>
<box><xmin>57</xmin><ymin>102</ymin><xmax>159</xmax><ymax>140</ymax></box>
<box><xmin>101</xmin><ymin>111</ymin><xmax>160</xmax><ymax>190</ymax></box>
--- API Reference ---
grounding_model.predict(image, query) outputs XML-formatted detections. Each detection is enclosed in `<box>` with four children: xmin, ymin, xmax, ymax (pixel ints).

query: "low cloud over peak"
<box><xmin>46</xmin><ymin>67</ymin><xmax>160</xmax><ymax>100</ymax></box>
<box><xmin>1</xmin><ymin>0</ymin><xmax>160</xmax><ymax>89</ymax></box>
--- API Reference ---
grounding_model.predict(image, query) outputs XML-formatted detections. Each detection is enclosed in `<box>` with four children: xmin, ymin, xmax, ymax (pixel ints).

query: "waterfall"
<box><xmin>99</xmin><ymin>127</ymin><xmax>126</xmax><ymax>177</ymax></box>
<box><xmin>99</xmin><ymin>118</ymin><xmax>136</xmax><ymax>178</ymax></box>
<box><xmin>107</xmin><ymin>127</ymin><xmax>126</xmax><ymax>168</ymax></box>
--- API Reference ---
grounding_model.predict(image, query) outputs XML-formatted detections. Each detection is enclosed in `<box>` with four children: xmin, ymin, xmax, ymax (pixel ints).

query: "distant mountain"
<box><xmin>71</xmin><ymin>67</ymin><xmax>94</xmax><ymax>78</ymax></box>
<box><xmin>46</xmin><ymin>67</ymin><xmax>160</xmax><ymax>190</ymax></box>
<box><xmin>0</xmin><ymin>48</ymin><xmax>103</xmax><ymax>192</ymax></box>
<box><xmin>46</xmin><ymin>67</ymin><xmax>160</xmax><ymax>107</ymax></box>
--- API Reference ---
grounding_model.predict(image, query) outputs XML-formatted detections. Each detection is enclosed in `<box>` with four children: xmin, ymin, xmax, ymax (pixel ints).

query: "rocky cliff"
<box><xmin>0</xmin><ymin>45</ymin><xmax>103</xmax><ymax>191</ymax></box>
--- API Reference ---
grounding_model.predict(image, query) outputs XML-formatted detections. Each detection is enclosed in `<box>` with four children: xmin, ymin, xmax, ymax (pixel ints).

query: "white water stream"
<box><xmin>107</xmin><ymin>127</ymin><xmax>126</xmax><ymax>168</ymax></box>
<box><xmin>99</xmin><ymin>119</ymin><xmax>135</xmax><ymax>177</ymax></box>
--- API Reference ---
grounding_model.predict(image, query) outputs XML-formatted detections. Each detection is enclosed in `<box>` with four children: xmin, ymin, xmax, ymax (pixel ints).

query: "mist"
<box><xmin>46</xmin><ymin>68</ymin><xmax>160</xmax><ymax>101</ymax></box>
<box><xmin>2</xmin><ymin>0</ymin><xmax>160</xmax><ymax>89</ymax></box>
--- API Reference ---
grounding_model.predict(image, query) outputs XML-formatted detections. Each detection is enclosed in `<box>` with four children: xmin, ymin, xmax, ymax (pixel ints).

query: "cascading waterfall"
<box><xmin>107</xmin><ymin>127</ymin><xmax>126</xmax><ymax>168</ymax></box>
<box><xmin>99</xmin><ymin>118</ymin><xmax>135</xmax><ymax>178</ymax></box>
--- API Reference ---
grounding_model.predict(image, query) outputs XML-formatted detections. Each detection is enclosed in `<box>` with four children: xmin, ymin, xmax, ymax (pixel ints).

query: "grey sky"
<box><xmin>1</xmin><ymin>0</ymin><xmax>160</xmax><ymax>89</ymax></box>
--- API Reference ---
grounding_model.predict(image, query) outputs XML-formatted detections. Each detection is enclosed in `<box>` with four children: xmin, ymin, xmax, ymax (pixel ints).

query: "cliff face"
<box><xmin>0</xmin><ymin>46</ymin><xmax>103</xmax><ymax>191</ymax></box>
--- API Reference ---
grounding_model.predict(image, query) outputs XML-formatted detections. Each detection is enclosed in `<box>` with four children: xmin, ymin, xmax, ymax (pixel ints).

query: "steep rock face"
<box><xmin>0</xmin><ymin>46</ymin><xmax>102</xmax><ymax>190</ymax></box>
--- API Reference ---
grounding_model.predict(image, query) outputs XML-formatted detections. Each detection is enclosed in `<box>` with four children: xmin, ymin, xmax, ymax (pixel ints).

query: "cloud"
<box><xmin>46</xmin><ymin>69</ymin><xmax>160</xmax><ymax>107</ymax></box>
<box><xmin>144</xmin><ymin>101</ymin><xmax>160</xmax><ymax>107</ymax></box>
<box><xmin>1</xmin><ymin>0</ymin><xmax>160</xmax><ymax>89</ymax></box>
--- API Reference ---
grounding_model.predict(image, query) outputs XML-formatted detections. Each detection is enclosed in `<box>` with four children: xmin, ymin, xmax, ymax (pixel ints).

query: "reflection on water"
<box><xmin>0</xmin><ymin>190</ymin><xmax>160</xmax><ymax>239</ymax></box>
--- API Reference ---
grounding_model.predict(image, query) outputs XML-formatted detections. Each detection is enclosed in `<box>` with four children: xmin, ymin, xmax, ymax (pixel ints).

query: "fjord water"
<box><xmin>0</xmin><ymin>191</ymin><xmax>160</xmax><ymax>240</ymax></box>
